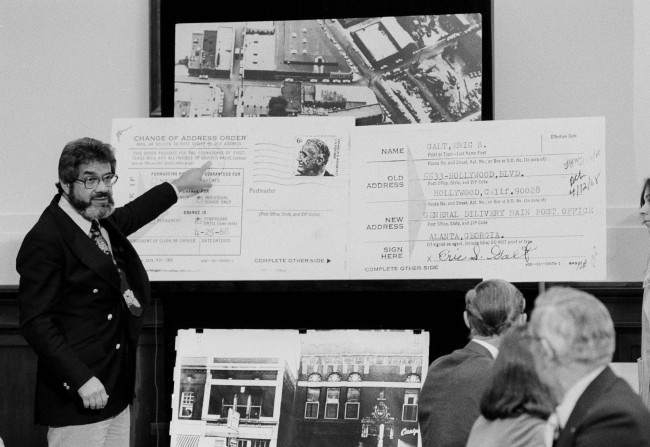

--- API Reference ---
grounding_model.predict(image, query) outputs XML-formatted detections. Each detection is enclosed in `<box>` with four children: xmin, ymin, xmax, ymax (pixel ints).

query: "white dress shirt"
<box><xmin>555</xmin><ymin>365</ymin><xmax>606</xmax><ymax>429</ymax></box>
<box><xmin>472</xmin><ymin>338</ymin><xmax>499</xmax><ymax>359</ymax></box>
<box><xmin>57</xmin><ymin>182</ymin><xmax>179</xmax><ymax>246</ymax></box>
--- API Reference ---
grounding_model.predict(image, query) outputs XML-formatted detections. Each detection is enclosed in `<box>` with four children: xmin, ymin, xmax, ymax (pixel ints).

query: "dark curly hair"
<box><xmin>56</xmin><ymin>137</ymin><xmax>116</xmax><ymax>193</ymax></box>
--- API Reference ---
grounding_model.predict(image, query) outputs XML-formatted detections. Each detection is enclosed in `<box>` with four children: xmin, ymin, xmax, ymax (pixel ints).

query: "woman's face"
<box><xmin>640</xmin><ymin>186</ymin><xmax>650</xmax><ymax>230</ymax></box>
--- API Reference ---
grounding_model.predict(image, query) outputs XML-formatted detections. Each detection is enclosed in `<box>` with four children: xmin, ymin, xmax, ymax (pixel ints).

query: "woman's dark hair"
<box><xmin>480</xmin><ymin>324</ymin><xmax>555</xmax><ymax>420</ymax></box>
<box><xmin>640</xmin><ymin>178</ymin><xmax>650</xmax><ymax>207</ymax></box>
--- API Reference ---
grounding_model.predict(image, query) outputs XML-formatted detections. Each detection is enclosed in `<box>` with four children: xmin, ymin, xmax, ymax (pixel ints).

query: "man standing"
<box><xmin>530</xmin><ymin>286</ymin><xmax>650</xmax><ymax>447</ymax></box>
<box><xmin>296</xmin><ymin>138</ymin><xmax>333</xmax><ymax>176</ymax></box>
<box><xmin>17</xmin><ymin>137</ymin><xmax>211</xmax><ymax>446</ymax></box>
<box><xmin>418</xmin><ymin>279</ymin><xmax>526</xmax><ymax>447</ymax></box>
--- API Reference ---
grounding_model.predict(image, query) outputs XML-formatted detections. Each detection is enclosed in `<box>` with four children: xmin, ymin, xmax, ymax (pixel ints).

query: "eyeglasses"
<box><xmin>73</xmin><ymin>174</ymin><xmax>118</xmax><ymax>189</ymax></box>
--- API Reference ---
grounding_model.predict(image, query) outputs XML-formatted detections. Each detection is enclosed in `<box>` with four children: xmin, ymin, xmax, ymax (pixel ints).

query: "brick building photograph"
<box><xmin>293</xmin><ymin>330</ymin><xmax>429</xmax><ymax>447</ymax></box>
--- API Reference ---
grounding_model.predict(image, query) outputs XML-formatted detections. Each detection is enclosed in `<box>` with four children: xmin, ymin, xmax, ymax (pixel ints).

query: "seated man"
<box><xmin>418</xmin><ymin>279</ymin><xmax>526</xmax><ymax>447</ymax></box>
<box><xmin>530</xmin><ymin>286</ymin><xmax>650</xmax><ymax>447</ymax></box>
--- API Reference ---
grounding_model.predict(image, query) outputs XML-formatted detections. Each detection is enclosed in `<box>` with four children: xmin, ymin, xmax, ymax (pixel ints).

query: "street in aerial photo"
<box><xmin>174</xmin><ymin>14</ymin><xmax>483</xmax><ymax>125</ymax></box>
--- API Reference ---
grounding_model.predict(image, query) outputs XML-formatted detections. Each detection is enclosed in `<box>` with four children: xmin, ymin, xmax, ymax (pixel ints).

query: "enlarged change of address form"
<box><xmin>113</xmin><ymin>116</ymin><xmax>605</xmax><ymax>282</ymax></box>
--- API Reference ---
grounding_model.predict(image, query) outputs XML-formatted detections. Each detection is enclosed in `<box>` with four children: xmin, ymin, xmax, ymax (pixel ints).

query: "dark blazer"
<box><xmin>17</xmin><ymin>183</ymin><xmax>177</xmax><ymax>426</ymax></box>
<box><xmin>555</xmin><ymin>366</ymin><xmax>650</xmax><ymax>447</ymax></box>
<box><xmin>418</xmin><ymin>340</ymin><xmax>495</xmax><ymax>447</ymax></box>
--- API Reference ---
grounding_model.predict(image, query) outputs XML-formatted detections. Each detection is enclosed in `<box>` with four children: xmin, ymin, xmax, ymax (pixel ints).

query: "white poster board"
<box><xmin>112</xmin><ymin>116</ymin><xmax>605</xmax><ymax>281</ymax></box>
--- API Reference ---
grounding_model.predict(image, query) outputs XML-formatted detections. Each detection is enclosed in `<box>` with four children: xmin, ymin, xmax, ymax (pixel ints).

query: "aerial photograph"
<box><xmin>174</xmin><ymin>14</ymin><xmax>483</xmax><ymax>125</ymax></box>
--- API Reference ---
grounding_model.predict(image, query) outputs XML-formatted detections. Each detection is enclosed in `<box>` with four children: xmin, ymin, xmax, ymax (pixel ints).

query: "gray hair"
<box><xmin>530</xmin><ymin>287</ymin><xmax>614</xmax><ymax>367</ymax></box>
<box><xmin>465</xmin><ymin>279</ymin><xmax>525</xmax><ymax>337</ymax></box>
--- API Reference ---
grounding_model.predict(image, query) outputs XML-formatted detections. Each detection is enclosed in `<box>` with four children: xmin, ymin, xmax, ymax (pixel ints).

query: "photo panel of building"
<box><xmin>170</xmin><ymin>330</ymin><xmax>429</xmax><ymax>447</ymax></box>
<box><xmin>295</xmin><ymin>330</ymin><xmax>429</xmax><ymax>447</ymax></box>
<box><xmin>173</xmin><ymin>14</ymin><xmax>482</xmax><ymax>125</ymax></box>
<box><xmin>171</xmin><ymin>330</ymin><xmax>300</xmax><ymax>447</ymax></box>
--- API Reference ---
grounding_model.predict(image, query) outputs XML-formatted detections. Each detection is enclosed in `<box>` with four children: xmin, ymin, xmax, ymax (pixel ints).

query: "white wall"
<box><xmin>0</xmin><ymin>0</ymin><xmax>648</xmax><ymax>284</ymax></box>
<box><xmin>494</xmin><ymin>0</ymin><xmax>634</xmax><ymax>206</ymax></box>
<box><xmin>0</xmin><ymin>0</ymin><xmax>149</xmax><ymax>283</ymax></box>
<box><xmin>634</xmin><ymin>0</ymin><xmax>650</xmax><ymax>184</ymax></box>
<box><xmin>632</xmin><ymin>0</ymin><xmax>650</xmax><ymax>277</ymax></box>
<box><xmin>494</xmin><ymin>0</ymin><xmax>650</xmax><ymax>280</ymax></box>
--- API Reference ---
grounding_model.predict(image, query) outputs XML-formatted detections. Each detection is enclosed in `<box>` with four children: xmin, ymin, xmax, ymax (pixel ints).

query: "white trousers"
<box><xmin>47</xmin><ymin>406</ymin><xmax>130</xmax><ymax>447</ymax></box>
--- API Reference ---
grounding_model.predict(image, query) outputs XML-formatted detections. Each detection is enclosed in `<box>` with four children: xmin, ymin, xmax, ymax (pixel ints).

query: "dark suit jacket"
<box><xmin>17</xmin><ymin>183</ymin><xmax>177</xmax><ymax>426</ymax></box>
<box><xmin>555</xmin><ymin>366</ymin><xmax>650</xmax><ymax>447</ymax></box>
<box><xmin>418</xmin><ymin>340</ymin><xmax>495</xmax><ymax>447</ymax></box>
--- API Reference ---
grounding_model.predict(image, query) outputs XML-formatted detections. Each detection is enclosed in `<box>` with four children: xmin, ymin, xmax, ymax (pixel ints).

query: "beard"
<box><xmin>67</xmin><ymin>189</ymin><xmax>115</xmax><ymax>220</ymax></box>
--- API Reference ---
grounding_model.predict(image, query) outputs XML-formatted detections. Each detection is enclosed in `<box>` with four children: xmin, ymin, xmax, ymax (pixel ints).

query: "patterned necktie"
<box><xmin>90</xmin><ymin>220</ymin><xmax>143</xmax><ymax>316</ymax></box>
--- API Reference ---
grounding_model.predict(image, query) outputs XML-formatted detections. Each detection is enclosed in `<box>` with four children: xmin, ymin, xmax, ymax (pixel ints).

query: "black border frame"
<box><xmin>149</xmin><ymin>0</ymin><xmax>497</xmax><ymax>337</ymax></box>
<box><xmin>153</xmin><ymin>0</ymin><xmax>493</xmax><ymax>119</ymax></box>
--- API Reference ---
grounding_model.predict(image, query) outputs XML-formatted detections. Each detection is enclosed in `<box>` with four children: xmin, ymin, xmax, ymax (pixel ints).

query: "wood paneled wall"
<box><xmin>0</xmin><ymin>281</ymin><xmax>643</xmax><ymax>447</ymax></box>
<box><xmin>0</xmin><ymin>289</ymin><xmax>168</xmax><ymax>447</ymax></box>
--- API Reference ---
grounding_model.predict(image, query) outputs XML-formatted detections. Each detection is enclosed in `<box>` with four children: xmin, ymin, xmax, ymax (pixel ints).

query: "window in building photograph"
<box><xmin>402</xmin><ymin>390</ymin><xmax>419</xmax><ymax>422</ymax></box>
<box><xmin>208</xmin><ymin>385</ymin><xmax>275</xmax><ymax>419</ymax></box>
<box><xmin>348</xmin><ymin>371</ymin><xmax>362</xmax><ymax>382</ymax></box>
<box><xmin>405</xmin><ymin>373</ymin><xmax>421</xmax><ymax>383</ymax></box>
<box><xmin>235</xmin><ymin>392</ymin><xmax>252</xmax><ymax>418</ymax></box>
<box><xmin>179</xmin><ymin>391</ymin><xmax>195</xmax><ymax>418</ymax></box>
<box><xmin>208</xmin><ymin>385</ymin><xmax>234</xmax><ymax>418</ymax></box>
<box><xmin>307</xmin><ymin>372</ymin><xmax>322</xmax><ymax>382</ymax></box>
<box><xmin>327</xmin><ymin>372</ymin><xmax>342</xmax><ymax>382</ymax></box>
<box><xmin>237</xmin><ymin>440</ymin><xmax>270</xmax><ymax>447</ymax></box>
<box><xmin>325</xmin><ymin>387</ymin><xmax>340</xmax><ymax>419</ymax></box>
<box><xmin>304</xmin><ymin>388</ymin><xmax>320</xmax><ymax>419</ymax></box>
<box><xmin>344</xmin><ymin>387</ymin><xmax>360</xmax><ymax>419</ymax></box>
<box><xmin>210</xmin><ymin>369</ymin><xmax>278</xmax><ymax>381</ymax></box>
